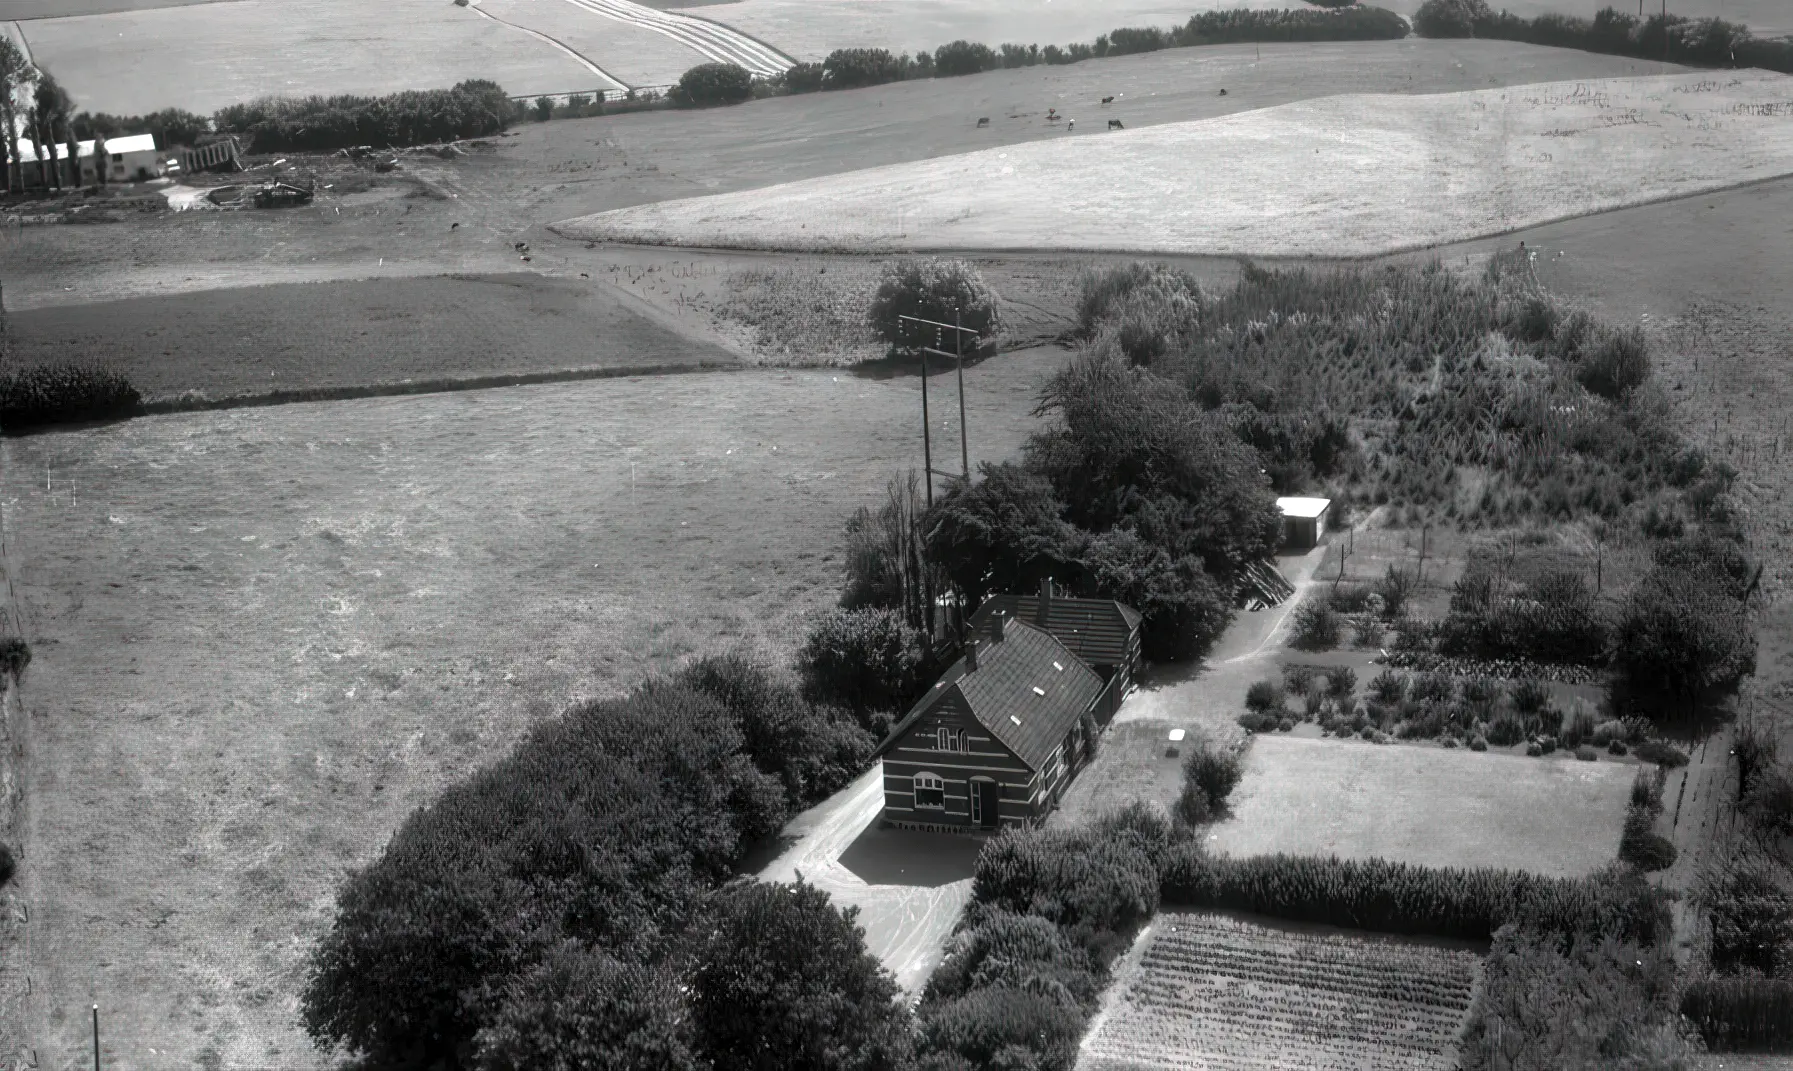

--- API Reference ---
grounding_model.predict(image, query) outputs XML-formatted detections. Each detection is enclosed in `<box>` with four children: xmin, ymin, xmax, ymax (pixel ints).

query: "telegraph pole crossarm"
<box><xmin>898</xmin><ymin>313</ymin><xmax>984</xmax><ymax>504</ymax></box>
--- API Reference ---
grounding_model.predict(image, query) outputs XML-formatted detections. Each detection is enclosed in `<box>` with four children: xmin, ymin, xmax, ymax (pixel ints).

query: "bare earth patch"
<box><xmin>1080</xmin><ymin>910</ymin><xmax>1483</xmax><ymax>1071</ymax></box>
<box><xmin>1210</xmin><ymin>734</ymin><xmax>1633</xmax><ymax>876</ymax></box>
<box><xmin>0</xmin><ymin>354</ymin><xmax>1062</xmax><ymax>1070</ymax></box>
<box><xmin>559</xmin><ymin>72</ymin><xmax>1793</xmax><ymax>257</ymax></box>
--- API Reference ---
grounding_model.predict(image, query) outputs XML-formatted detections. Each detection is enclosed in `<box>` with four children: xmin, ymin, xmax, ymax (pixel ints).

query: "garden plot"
<box><xmin>1208</xmin><ymin>734</ymin><xmax>1634</xmax><ymax>876</ymax></box>
<box><xmin>18</xmin><ymin>0</ymin><xmax>595</xmax><ymax>115</ymax></box>
<box><xmin>1081</xmin><ymin>911</ymin><xmax>1483</xmax><ymax>1071</ymax></box>
<box><xmin>557</xmin><ymin>71</ymin><xmax>1793</xmax><ymax>257</ymax></box>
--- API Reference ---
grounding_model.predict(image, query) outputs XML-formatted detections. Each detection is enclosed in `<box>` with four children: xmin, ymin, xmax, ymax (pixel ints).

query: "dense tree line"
<box><xmin>215</xmin><ymin>80</ymin><xmax>515</xmax><ymax>153</ymax></box>
<box><xmin>1415</xmin><ymin>0</ymin><xmax>1793</xmax><ymax>74</ymax></box>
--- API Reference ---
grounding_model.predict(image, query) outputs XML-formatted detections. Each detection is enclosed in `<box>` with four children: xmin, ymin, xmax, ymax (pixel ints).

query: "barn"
<box><xmin>876</xmin><ymin>615</ymin><xmax>1109</xmax><ymax>833</ymax></box>
<box><xmin>967</xmin><ymin>579</ymin><xmax>1143</xmax><ymax>704</ymax></box>
<box><xmin>12</xmin><ymin>133</ymin><xmax>162</xmax><ymax>185</ymax></box>
<box><xmin>1276</xmin><ymin>496</ymin><xmax>1332</xmax><ymax>550</ymax></box>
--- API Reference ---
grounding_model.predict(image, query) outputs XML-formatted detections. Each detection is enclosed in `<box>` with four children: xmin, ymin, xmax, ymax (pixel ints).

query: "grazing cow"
<box><xmin>1108</xmin><ymin>119</ymin><xmax>1125</xmax><ymax>130</ymax></box>
<box><xmin>1067</xmin><ymin>119</ymin><xmax>1074</xmax><ymax>131</ymax></box>
<box><xmin>1100</xmin><ymin>95</ymin><xmax>1114</xmax><ymax>105</ymax></box>
<box><xmin>1219</xmin><ymin>88</ymin><xmax>1228</xmax><ymax>96</ymax></box>
<box><xmin>450</xmin><ymin>222</ymin><xmax>459</xmax><ymax>229</ymax></box>
<box><xmin>977</xmin><ymin>117</ymin><xmax>990</xmax><ymax>127</ymax></box>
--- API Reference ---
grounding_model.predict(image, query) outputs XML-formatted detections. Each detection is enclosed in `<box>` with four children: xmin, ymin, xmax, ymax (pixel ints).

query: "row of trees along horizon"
<box><xmin>293</xmin><ymin>252</ymin><xmax>1777</xmax><ymax>1070</ymax></box>
<box><xmin>1</xmin><ymin>1</ymin><xmax>1786</xmax><ymax>172</ymax></box>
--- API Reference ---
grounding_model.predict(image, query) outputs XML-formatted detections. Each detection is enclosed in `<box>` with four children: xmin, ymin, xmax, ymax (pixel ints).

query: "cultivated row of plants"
<box><xmin>1415</xmin><ymin>0</ymin><xmax>1793</xmax><ymax>74</ymax></box>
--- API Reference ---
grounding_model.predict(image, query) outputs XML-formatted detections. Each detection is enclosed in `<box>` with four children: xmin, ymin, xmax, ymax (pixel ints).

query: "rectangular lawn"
<box><xmin>1208</xmin><ymin>734</ymin><xmax>1634</xmax><ymax>876</ymax></box>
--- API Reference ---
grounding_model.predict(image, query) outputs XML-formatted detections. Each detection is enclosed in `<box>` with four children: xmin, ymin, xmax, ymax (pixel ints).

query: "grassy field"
<box><xmin>4</xmin><ymin>0</ymin><xmax>232</xmax><ymax>16</ymax></box>
<box><xmin>559</xmin><ymin>71</ymin><xmax>1793</xmax><ymax>256</ymax></box>
<box><xmin>5</xmin><ymin>272</ymin><xmax>735</xmax><ymax>400</ymax></box>
<box><xmin>1081</xmin><ymin>910</ymin><xmax>1483</xmax><ymax>1071</ymax></box>
<box><xmin>1209</xmin><ymin>734</ymin><xmax>1634</xmax><ymax>876</ymax></box>
<box><xmin>0</xmin><ymin>352</ymin><xmax>1063</xmax><ymax>1070</ymax></box>
<box><xmin>0</xmin><ymin>40</ymin><xmax>1681</xmax><ymax>312</ymax></box>
<box><xmin>17</xmin><ymin>0</ymin><xmax>596</xmax><ymax>115</ymax></box>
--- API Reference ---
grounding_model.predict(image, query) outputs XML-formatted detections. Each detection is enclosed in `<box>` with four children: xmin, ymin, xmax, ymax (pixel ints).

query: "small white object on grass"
<box><xmin>1168</xmin><ymin>729</ymin><xmax>1186</xmax><ymax>743</ymax></box>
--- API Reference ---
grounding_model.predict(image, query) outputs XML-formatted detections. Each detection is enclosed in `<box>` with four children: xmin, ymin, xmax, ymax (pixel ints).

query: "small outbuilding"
<box><xmin>1275</xmin><ymin>496</ymin><xmax>1332</xmax><ymax>550</ymax></box>
<box><xmin>13</xmin><ymin>132</ymin><xmax>163</xmax><ymax>185</ymax></box>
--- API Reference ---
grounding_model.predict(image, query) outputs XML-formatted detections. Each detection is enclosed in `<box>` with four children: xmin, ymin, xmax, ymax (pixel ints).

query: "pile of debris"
<box><xmin>205</xmin><ymin>179</ymin><xmax>316</xmax><ymax>209</ymax></box>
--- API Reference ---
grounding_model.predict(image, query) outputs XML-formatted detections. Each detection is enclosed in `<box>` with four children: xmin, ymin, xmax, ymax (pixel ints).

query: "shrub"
<box><xmin>1374</xmin><ymin>566</ymin><xmax>1418</xmax><ymax>619</ymax></box>
<box><xmin>1697</xmin><ymin>849</ymin><xmax>1793</xmax><ymax>976</ymax></box>
<box><xmin>1590</xmin><ymin>718</ymin><xmax>1628</xmax><ymax>747</ymax></box>
<box><xmin>1461</xmin><ymin>676</ymin><xmax>1501</xmax><ymax>706</ymax></box>
<box><xmin>919</xmin><ymin>986</ymin><xmax>1082</xmax><ymax>1069</ymax></box>
<box><xmin>1620</xmin><ymin>830</ymin><xmax>1676</xmax><ymax>871</ymax></box>
<box><xmin>1323</xmin><ymin>665</ymin><xmax>1356</xmax><ymax>698</ymax></box>
<box><xmin>1608</xmin><ymin>739</ymin><xmax>1628</xmax><ymax>756</ymax></box>
<box><xmin>934</xmin><ymin>40</ymin><xmax>998</xmax><ymax>76</ymax></box>
<box><xmin>1575</xmin><ymin>745</ymin><xmax>1598</xmax><ymax>761</ymax></box>
<box><xmin>1244</xmin><ymin>679</ymin><xmax>1283</xmax><ymax>713</ymax></box>
<box><xmin>689</xmin><ymin>879</ymin><xmax>914</xmax><ymax>1070</ymax></box>
<box><xmin>1184</xmin><ymin>739</ymin><xmax>1245</xmax><ymax>814</ymax></box>
<box><xmin>795</xmin><ymin>608</ymin><xmax>932</xmax><ymax>734</ymax></box>
<box><xmin>1470</xmin><ymin>735</ymin><xmax>1488</xmax><ymax>752</ymax></box>
<box><xmin>1681</xmin><ymin>978</ymin><xmax>1793</xmax><ymax>1053</ymax></box>
<box><xmin>0</xmin><ymin>637</ymin><xmax>29</xmax><ymax>678</ymax></box>
<box><xmin>972</xmin><ymin>826</ymin><xmax>1160</xmax><ymax>938</ymax></box>
<box><xmin>1743</xmin><ymin>766</ymin><xmax>1793</xmax><ymax>837</ymax></box>
<box><xmin>1276</xmin><ymin>717</ymin><xmax>1296</xmax><ymax>733</ymax></box>
<box><xmin>1577</xmin><ymin>325</ymin><xmax>1650</xmax><ymax>399</ymax></box>
<box><xmin>1289</xmin><ymin>602</ymin><xmax>1341</xmax><ymax>651</ymax></box>
<box><xmin>0</xmin><ymin>364</ymin><xmax>141</xmax><ymax>430</ymax></box>
<box><xmin>0</xmin><ymin>842</ymin><xmax>13</xmax><ymax>887</ymax></box>
<box><xmin>1283</xmin><ymin>664</ymin><xmax>1316</xmax><ymax>696</ymax></box>
<box><xmin>1302</xmin><ymin>691</ymin><xmax>1324</xmax><ymax>720</ymax></box>
<box><xmin>818</xmin><ymin>48</ymin><xmax>905</xmax><ymax>89</ymax></box>
<box><xmin>1369</xmin><ymin>669</ymin><xmax>1406</xmax><ymax>702</ymax></box>
<box><xmin>1486</xmin><ymin>716</ymin><xmax>1525</xmax><ymax>748</ymax></box>
<box><xmin>1442</xmin><ymin>736</ymin><xmax>1460</xmax><ymax>749</ymax></box>
<box><xmin>1352</xmin><ymin>615</ymin><xmax>1384</xmax><ymax>648</ymax></box>
<box><xmin>1407</xmin><ymin>671</ymin><xmax>1450</xmax><ymax>703</ymax></box>
<box><xmin>923</xmin><ymin>909</ymin><xmax>1097</xmax><ymax>1006</ymax></box>
<box><xmin>1070</xmin><ymin>528</ymin><xmax>1232</xmax><ymax>662</ymax></box>
<box><xmin>780</xmin><ymin>61</ymin><xmax>825</xmax><ymax>92</ymax></box>
<box><xmin>1633</xmin><ymin>740</ymin><xmax>1689</xmax><ymax>768</ymax></box>
<box><xmin>1091</xmin><ymin>802</ymin><xmax>1182</xmax><ymax>873</ymax></box>
<box><xmin>1509</xmin><ymin>678</ymin><xmax>1551</xmax><ymax>715</ymax></box>
<box><xmin>1074</xmin><ymin>263</ymin><xmax>1205</xmax><ymax>352</ymax></box>
<box><xmin>868</xmin><ymin>258</ymin><xmax>1001</xmax><ymax>353</ymax></box>
<box><xmin>675</xmin><ymin>62</ymin><xmax>754</xmax><ymax>107</ymax></box>
<box><xmin>1413</xmin><ymin>0</ymin><xmax>1491</xmax><ymax>37</ymax></box>
<box><xmin>1525</xmin><ymin>741</ymin><xmax>1543</xmax><ymax>757</ymax></box>
<box><xmin>1614</xmin><ymin>563</ymin><xmax>1756</xmax><ymax>714</ymax></box>
<box><xmin>473</xmin><ymin>948</ymin><xmax>700</xmax><ymax>1071</ymax></box>
<box><xmin>1236</xmin><ymin>711</ymin><xmax>1269</xmax><ymax>733</ymax></box>
<box><xmin>214</xmin><ymin>80</ymin><xmax>514</xmax><ymax>152</ymax></box>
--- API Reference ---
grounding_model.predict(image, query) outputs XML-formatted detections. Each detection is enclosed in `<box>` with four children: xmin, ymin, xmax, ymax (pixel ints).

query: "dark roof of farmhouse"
<box><xmin>878</xmin><ymin>619</ymin><xmax>1104</xmax><ymax>772</ymax></box>
<box><xmin>967</xmin><ymin>592</ymin><xmax>1142</xmax><ymax>669</ymax></box>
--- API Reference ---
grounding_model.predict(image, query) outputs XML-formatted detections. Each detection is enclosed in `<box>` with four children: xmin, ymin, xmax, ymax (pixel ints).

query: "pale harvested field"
<box><xmin>476</xmin><ymin>0</ymin><xmax>718</xmax><ymax>88</ymax></box>
<box><xmin>1081</xmin><ymin>911</ymin><xmax>1483</xmax><ymax>1071</ymax></box>
<box><xmin>1210</xmin><ymin>735</ymin><xmax>1634</xmax><ymax>876</ymax></box>
<box><xmin>17</xmin><ymin>0</ymin><xmax>595</xmax><ymax>115</ymax></box>
<box><xmin>0</xmin><ymin>353</ymin><xmax>1063</xmax><ymax>1070</ymax></box>
<box><xmin>559</xmin><ymin>71</ymin><xmax>1793</xmax><ymax>257</ymax></box>
<box><xmin>680</xmin><ymin>0</ymin><xmax>1289</xmax><ymax>63</ymax></box>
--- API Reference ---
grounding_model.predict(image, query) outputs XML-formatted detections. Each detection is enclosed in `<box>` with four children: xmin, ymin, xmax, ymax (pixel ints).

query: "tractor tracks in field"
<box><xmin>554</xmin><ymin>0</ymin><xmax>792</xmax><ymax>78</ymax></box>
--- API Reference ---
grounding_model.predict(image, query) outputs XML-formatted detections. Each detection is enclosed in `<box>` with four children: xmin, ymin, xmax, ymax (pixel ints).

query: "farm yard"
<box><xmin>1081</xmin><ymin>911</ymin><xmax>1484</xmax><ymax>1071</ymax></box>
<box><xmin>0</xmin><ymin>353</ymin><xmax>1060</xmax><ymax>1070</ymax></box>
<box><xmin>558</xmin><ymin>71</ymin><xmax>1793</xmax><ymax>256</ymax></box>
<box><xmin>1208</xmin><ymin>735</ymin><xmax>1636</xmax><ymax>875</ymax></box>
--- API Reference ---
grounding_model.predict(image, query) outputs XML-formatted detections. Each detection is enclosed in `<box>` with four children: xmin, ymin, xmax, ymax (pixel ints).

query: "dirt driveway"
<box><xmin>756</xmin><ymin>767</ymin><xmax>982</xmax><ymax>995</ymax></box>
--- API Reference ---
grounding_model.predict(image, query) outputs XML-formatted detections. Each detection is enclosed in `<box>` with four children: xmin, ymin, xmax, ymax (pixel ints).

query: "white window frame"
<box><xmin>913</xmin><ymin>771</ymin><xmax>946</xmax><ymax>809</ymax></box>
<box><xmin>937</xmin><ymin>727</ymin><xmax>963</xmax><ymax>752</ymax></box>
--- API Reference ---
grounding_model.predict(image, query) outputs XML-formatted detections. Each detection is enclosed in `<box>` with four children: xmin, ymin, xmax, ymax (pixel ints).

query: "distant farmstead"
<box><xmin>1276</xmin><ymin>496</ymin><xmax>1332</xmax><ymax>549</ymax></box>
<box><xmin>877</xmin><ymin>582</ymin><xmax>1140</xmax><ymax>833</ymax></box>
<box><xmin>13</xmin><ymin>132</ymin><xmax>162</xmax><ymax>185</ymax></box>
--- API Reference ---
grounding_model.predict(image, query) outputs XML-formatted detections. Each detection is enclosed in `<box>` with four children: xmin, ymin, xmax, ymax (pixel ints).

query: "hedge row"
<box><xmin>1416</xmin><ymin>1</ymin><xmax>1793</xmax><ymax>75</ymax></box>
<box><xmin>214</xmin><ymin>80</ymin><xmax>515</xmax><ymax>153</ymax></box>
<box><xmin>0</xmin><ymin>364</ymin><xmax>140</xmax><ymax>431</ymax></box>
<box><xmin>1681</xmin><ymin>978</ymin><xmax>1793</xmax><ymax>1053</ymax></box>
<box><xmin>1160</xmin><ymin>849</ymin><xmax>1670</xmax><ymax>943</ymax></box>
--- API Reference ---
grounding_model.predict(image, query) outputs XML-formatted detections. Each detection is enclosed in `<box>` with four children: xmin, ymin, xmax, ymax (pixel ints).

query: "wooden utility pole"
<box><xmin>919</xmin><ymin>347</ymin><xmax>934</xmax><ymax>508</ymax></box>
<box><xmin>93</xmin><ymin>1004</ymin><xmax>100</xmax><ymax>1071</ymax></box>
<box><xmin>955</xmin><ymin>308</ymin><xmax>969</xmax><ymax>481</ymax></box>
<box><xmin>899</xmin><ymin>312</ymin><xmax>982</xmax><ymax>505</ymax></box>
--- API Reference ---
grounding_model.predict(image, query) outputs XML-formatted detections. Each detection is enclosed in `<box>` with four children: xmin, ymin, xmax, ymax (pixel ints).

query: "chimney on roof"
<box><xmin>1039</xmin><ymin>577</ymin><xmax>1053</xmax><ymax>626</ymax></box>
<box><xmin>965</xmin><ymin>638</ymin><xmax>979</xmax><ymax>673</ymax></box>
<box><xmin>992</xmin><ymin>613</ymin><xmax>1007</xmax><ymax>644</ymax></box>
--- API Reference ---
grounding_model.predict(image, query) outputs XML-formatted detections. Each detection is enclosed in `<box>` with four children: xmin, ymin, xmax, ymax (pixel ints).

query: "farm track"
<box><xmin>550</xmin><ymin>0</ymin><xmax>790</xmax><ymax>76</ymax></box>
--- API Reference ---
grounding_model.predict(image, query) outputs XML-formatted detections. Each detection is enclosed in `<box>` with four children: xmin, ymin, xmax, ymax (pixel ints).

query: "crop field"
<box><xmin>474</xmin><ymin>0</ymin><xmax>727</xmax><ymax>88</ymax></box>
<box><xmin>16</xmin><ymin>0</ymin><xmax>596</xmax><ymax>115</ymax></box>
<box><xmin>0</xmin><ymin>353</ymin><xmax>1063</xmax><ymax>1070</ymax></box>
<box><xmin>560</xmin><ymin>71</ymin><xmax>1793</xmax><ymax>257</ymax></box>
<box><xmin>5</xmin><ymin>272</ymin><xmax>735</xmax><ymax>400</ymax></box>
<box><xmin>679</xmin><ymin>0</ymin><xmax>1289</xmax><ymax>63</ymax></box>
<box><xmin>1208</xmin><ymin>734</ymin><xmax>1634</xmax><ymax>875</ymax></box>
<box><xmin>1081</xmin><ymin>911</ymin><xmax>1484</xmax><ymax>1071</ymax></box>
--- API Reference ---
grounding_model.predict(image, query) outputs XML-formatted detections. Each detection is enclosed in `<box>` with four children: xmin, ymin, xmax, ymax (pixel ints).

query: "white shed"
<box><xmin>13</xmin><ymin>132</ymin><xmax>162</xmax><ymax>185</ymax></box>
<box><xmin>1275</xmin><ymin>496</ymin><xmax>1331</xmax><ymax>549</ymax></box>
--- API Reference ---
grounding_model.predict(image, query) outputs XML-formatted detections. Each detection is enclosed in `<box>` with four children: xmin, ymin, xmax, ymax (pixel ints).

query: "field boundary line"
<box><xmin>464</xmin><ymin>0</ymin><xmax>630</xmax><ymax>91</ymax></box>
<box><xmin>668</xmin><ymin>6</ymin><xmax>797</xmax><ymax>68</ymax></box>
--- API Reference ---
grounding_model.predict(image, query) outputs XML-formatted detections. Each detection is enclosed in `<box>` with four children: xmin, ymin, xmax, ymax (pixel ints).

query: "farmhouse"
<box><xmin>13</xmin><ymin>133</ymin><xmax>163</xmax><ymax>185</ymax></box>
<box><xmin>1275</xmin><ymin>496</ymin><xmax>1332</xmax><ymax>550</ymax></box>
<box><xmin>967</xmin><ymin>579</ymin><xmax>1144</xmax><ymax>694</ymax></box>
<box><xmin>877</xmin><ymin>610</ymin><xmax>1128</xmax><ymax>833</ymax></box>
